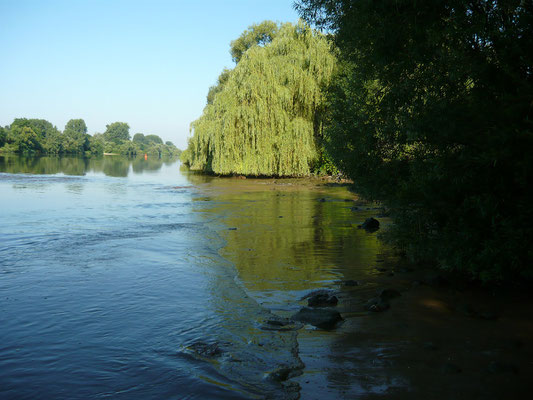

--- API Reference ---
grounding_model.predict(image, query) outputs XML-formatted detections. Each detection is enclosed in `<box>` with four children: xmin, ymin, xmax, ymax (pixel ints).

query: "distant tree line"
<box><xmin>0</xmin><ymin>118</ymin><xmax>181</xmax><ymax>158</ymax></box>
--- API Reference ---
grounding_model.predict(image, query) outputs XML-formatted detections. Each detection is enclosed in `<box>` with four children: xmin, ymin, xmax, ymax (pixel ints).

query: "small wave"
<box><xmin>0</xmin><ymin>172</ymin><xmax>86</xmax><ymax>184</ymax></box>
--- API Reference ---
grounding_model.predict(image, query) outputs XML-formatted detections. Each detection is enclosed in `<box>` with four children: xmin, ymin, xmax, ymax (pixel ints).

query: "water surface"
<box><xmin>1</xmin><ymin>156</ymin><xmax>317</xmax><ymax>399</ymax></box>
<box><xmin>4</xmin><ymin>155</ymin><xmax>527</xmax><ymax>399</ymax></box>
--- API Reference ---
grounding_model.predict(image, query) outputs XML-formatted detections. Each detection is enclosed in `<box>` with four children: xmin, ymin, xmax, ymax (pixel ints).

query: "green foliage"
<box><xmin>206</xmin><ymin>68</ymin><xmax>232</xmax><ymax>105</ymax></box>
<box><xmin>230</xmin><ymin>20</ymin><xmax>279</xmax><ymax>63</ymax></box>
<box><xmin>103</xmin><ymin>122</ymin><xmax>130</xmax><ymax>144</ymax></box>
<box><xmin>117</xmin><ymin>140</ymin><xmax>139</xmax><ymax>156</ymax></box>
<box><xmin>0</xmin><ymin>127</ymin><xmax>6</xmax><ymax>148</ymax></box>
<box><xmin>2</xmin><ymin>119</ymin><xmax>60</xmax><ymax>154</ymax></box>
<box><xmin>297</xmin><ymin>0</ymin><xmax>533</xmax><ymax>282</ymax></box>
<box><xmin>64</xmin><ymin>119</ymin><xmax>88</xmax><ymax>135</ymax></box>
<box><xmin>180</xmin><ymin>148</ymin><xmax>191</xmax><ymax>164</ymax></box>
<box><xmin>63</xmin><ymin>119</ymin><xmax>89</xmax><ymax>154</ymax></box>
<box><xmin>88</xmin><ymin>134</ymin><xmax>104</xmax><ymax>155</ymax></box>
<box><xmin>186</xmin><ymin>20</ymin><xmax>337</xmax><ymax>176</ymax></box>
<box><xmin>132</xmin><ymin>132</ymin><xmax>165</xmax><ymax>151</ymax></box>
<box><xmin>145</xmin><ymin>134</ymin><xmax>163</xmax><ymax>144</ymax></box>
<box><xmin>132</xmin><ymin>133</ymin><xmax>146</xmax><ymax>144</ymax></box>
<box><xmin>10</xmin><ymin>118</ymin><xmax>59</xmax><ymax>139</ymax></box>
<box><xmin>43</xmin><ymin>129</ymin><xmax>64</xmax><ymax>154</ymax></box>
<box><xmin>312</xmin><ymin>145</ymin><xmax>338</xmax><ymax>176</ymax></box>
<box><xmin>15</xmin><ymin>127</ymin><xmax>42</xmax><ymax>154</ymax></box>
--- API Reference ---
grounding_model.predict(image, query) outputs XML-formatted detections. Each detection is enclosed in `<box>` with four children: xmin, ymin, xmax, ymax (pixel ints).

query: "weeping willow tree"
<box><xmin>183</xmin><ymin>20</ymin><xmax>336</xmax><ymax>176</ymax></box>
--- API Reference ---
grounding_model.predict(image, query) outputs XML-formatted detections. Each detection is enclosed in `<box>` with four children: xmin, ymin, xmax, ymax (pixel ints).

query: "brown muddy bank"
<box><xmin>297</xmin><ymin>266</ymin><xmax>533</xmax><ymax>399</ymax></box>
<box><xmin>184</xmin><ymin>170</ymin><xmax>532</xmax><ymax>399</ymax></box>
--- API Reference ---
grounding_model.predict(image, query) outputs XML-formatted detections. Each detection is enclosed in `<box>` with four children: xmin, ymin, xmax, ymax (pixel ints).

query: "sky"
<box><xmin>0</xmin><ymin>0</ymin><xmax>300</xmax><ymax>149</ymax></box>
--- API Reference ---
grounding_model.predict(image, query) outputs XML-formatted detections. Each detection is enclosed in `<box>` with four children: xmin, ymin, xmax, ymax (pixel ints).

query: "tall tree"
<box><xmin>63</xmin><ymin>119</ymin><xmax>89</xmax><ymax>154</ymax></box>
<box><xmin>103</xmin><ymin>122</ymin><xmax>130</xmax><ymax>144</ymax></box>
<box><xmin>296</xmin><ymin>0</ymin><xmax>533</xmax><ymax>281</ymax></box>
<box><xmin>10</xmin><ymin>118</ymin><xmax>59</xmax><ymax>140</ymax></box>
<box><xmin>206</xmin><ymin>68</ymin><xmax>232</xmax><ymax>105</ymax></box>
<box><xmin>14</xmin><ymin>126</ymin><xmax>42</xmax><ymax>153</ymax></box>
<box><xmin>145</xmin><ymin>134</ymin><xmax>163</xmax><ymax>144</ymax></box>
<box><xmin>184</xmin><ymin>20</ymin><xmax>337</xmax><ymax>176</ymax></box>
<box><xmin>230</xmin><ymin>20</ymin><xmax>279</xmax><ymax>63</ymax></box>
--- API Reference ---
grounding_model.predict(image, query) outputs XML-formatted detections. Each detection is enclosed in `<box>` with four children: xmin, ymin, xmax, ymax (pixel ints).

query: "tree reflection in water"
<box><xmin>0</xmin><ymin>154</ymin><xmax>175</xmax><ymax>177</ymax></box>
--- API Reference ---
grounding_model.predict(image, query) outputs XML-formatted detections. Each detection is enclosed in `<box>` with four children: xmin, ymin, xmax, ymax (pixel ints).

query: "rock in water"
<box><xmin>365</xmin><ymin>288</ymin><xmax>401</xmax><ymax>312</ymax></box>
<box><xmin>291</xmin><ymin>308</ymin><xmax>343</xmax><ymax>330</ymax></box>
<box><xmin>264</xmin><ymin>365</ymin><xmax>293</xmax><ymax>382</ymax></box>
<box><xmin>361</xmin><ymin>217</ymin><xmax>380</xmax><ymax>231</ymax></box>
<box><xmin>365</xmin><ymin>297</ymin><xmax>390</xmax><ymax>312</ymax></box>
<box><xmin>304</xmin><ymin>290</ymin><xmax>339</xmax><ymax>307</ymax></box>
<box><xmin>187</xmin><ymin>342</ymin><xmax>223</xmax><ymax>358</ymax></box>
<box><xmin>301</xmin><ymin>289</ymin><xmax>333</xmax><ymax>300</ymax></box>
<box><xmin>259</xmin><ymin>317</ymin><xmax>303</xmax><ymax>331</ymax></box>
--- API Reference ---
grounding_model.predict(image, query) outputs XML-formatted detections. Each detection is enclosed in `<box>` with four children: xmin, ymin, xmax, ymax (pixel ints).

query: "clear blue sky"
<box><xmin>0</xmin><ymin>0</ymin><xmax>299</xmax><ymax>148</ymax></box>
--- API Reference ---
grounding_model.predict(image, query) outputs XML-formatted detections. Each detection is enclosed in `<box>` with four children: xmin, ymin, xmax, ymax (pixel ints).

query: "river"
<box><xmin>1</xmin><ymin>155</ymin><xmax>531</xmax><ymax>400</ymax></box>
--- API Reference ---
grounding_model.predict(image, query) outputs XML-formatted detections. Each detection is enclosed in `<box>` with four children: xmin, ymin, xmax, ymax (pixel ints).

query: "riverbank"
<box><xmin>192</xmin><ymin>175</ymin><xmax>533</xmax><ymax>399</ymax></box>
<box><xmin>292</xmin><ymin>264</ymin><xmax>533</xmax><ymax>399</ymax></box>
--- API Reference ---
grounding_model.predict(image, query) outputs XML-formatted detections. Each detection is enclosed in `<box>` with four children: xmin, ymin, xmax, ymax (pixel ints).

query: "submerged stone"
<box><xmin>305</xmin><ymin>291</ymin><xmax>338</xmax><ymax>308</ymax></box>
<box><xmin>264</xmin><ymin>365</ymin><xmax>293</xmax><ymax>382</ymax></box>
<box><xmin>365</xmin><ymin>288</ymin><xmax>401</xmax><ymax>312</ymax></box>
<box><xmin>365</xmin><ymin>297</ymin><xmax>390</xmax><ymax>312</ymax></box>
<box><xmin>187</xmin><ymin>342</ymin><xmax>224</xmax><ymax>358</ymax></box>
<box><xmin>291</xmin><ymin>307</ymin><xmax>343</xmax><ymax>330</ymax></box>
<box><xmin>260</xmin><ymin>317</ymin><xmax>303</xmax><ymax>331</ymax></box>
<box><xmin>361</xmin><ymin>217</ymin><xmax>380</xmax><ymax>232</ymax></box>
